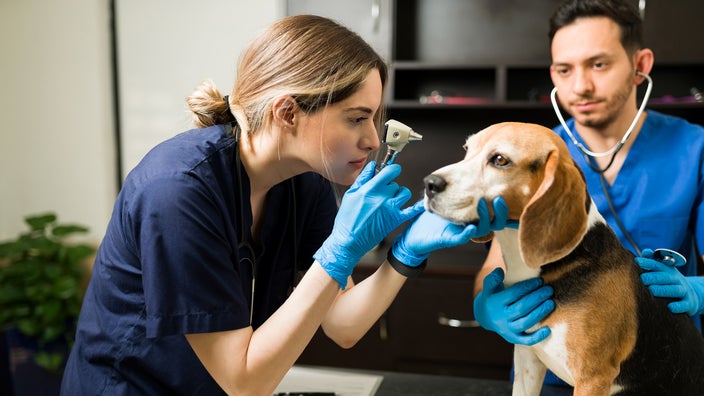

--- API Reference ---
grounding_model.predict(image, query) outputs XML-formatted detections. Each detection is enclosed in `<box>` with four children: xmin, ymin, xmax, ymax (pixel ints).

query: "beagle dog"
<box><xmin>423</xmin><ymin>122</ymin><xmax>704</xmax><ymax>395</ymax></box>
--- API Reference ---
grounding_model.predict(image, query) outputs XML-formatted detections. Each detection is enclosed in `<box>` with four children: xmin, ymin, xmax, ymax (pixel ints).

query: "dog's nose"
<box><xmin>423</xmin><ymin>174</ymin><xmax>447</xmax><ymax>198</ymax></box>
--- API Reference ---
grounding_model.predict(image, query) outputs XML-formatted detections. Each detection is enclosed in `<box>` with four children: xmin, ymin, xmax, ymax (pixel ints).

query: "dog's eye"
<box><xmin>462</xmin><ymin>144</ymin><xmax>468</xmax><ymax>152</ymax></box>
<box><xmin>491</xmin><ymin>154</ymin><xmax>510</xmax><ymax>168</ymax></box>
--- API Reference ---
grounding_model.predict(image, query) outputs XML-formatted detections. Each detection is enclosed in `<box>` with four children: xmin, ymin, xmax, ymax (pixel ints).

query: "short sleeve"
<box><xmin>126</xmin><ymin>173</ymin><xmax>249</xmax><ymax>338</ymax></box>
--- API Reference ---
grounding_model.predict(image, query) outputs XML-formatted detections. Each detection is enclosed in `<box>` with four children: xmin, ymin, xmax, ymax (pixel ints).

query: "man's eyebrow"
<box><xmin>553</xmin><ymin>52</ymin><xmax>614</xmax><ymax>67</ymax></box>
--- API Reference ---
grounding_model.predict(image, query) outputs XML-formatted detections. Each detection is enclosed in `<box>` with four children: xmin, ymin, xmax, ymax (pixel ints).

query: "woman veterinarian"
<box><xmin>61</xmin><ymin>15</ymin><xmax>508</xmax><ymax>395</ymax></box>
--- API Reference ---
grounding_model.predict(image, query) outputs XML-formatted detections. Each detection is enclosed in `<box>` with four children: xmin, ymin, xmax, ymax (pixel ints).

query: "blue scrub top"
<box><xmin>61</xmin><ymin>124</ymin><xmax>337</xmax><ymax>395</ymax></box>
<box><xmin>554</xmin><ymin>111</ymin><xmax>704</xmax><ymax>279</ymax></box>
<box><xmin>539</xmin><ymin>111</ymin><xmax>704</xmax><ymax>387</ymax></box>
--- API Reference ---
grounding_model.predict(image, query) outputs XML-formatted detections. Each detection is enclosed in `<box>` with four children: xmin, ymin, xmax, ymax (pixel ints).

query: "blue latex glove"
<box><xmin>314</xmin><ymin>161</ymin><xmax>422</xmax><ymax>289</ymax></box>
<box><xmin>637</xmin><ymin>248</ymin><xmax>704</xmax><ymax>316</ymax></box>
<box><xmin>391</xmin><ymin>196</ymin><xmax>519</xmax><ymax>267</ymax></box>
<box><xmin>473</xmin><ymin>268</ymin><xmax>554</xmax><ymax>345</ymax></box>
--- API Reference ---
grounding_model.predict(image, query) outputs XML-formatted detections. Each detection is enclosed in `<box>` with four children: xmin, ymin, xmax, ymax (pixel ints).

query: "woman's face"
<box><xmin>298</xmin><ymin>69</ymin><xmax>383</xmax><ymax>185</ymax></box>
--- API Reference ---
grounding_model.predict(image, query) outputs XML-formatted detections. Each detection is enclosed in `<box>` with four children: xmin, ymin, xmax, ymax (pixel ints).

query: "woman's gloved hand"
<box><xmin>314</xmin><ymin>161</ymin><xmax>422</xmax><ymax>289</ymax></box>
<box><xmin>473</xmin><ymin>268</ymin><xmax>554</xmax><ymax>346</ymax></box>
<box><xmin>636</xmin><ymin>248</ymin><xmax>704</xmax><ymax>316</ymax></box>
<box><xmin>390</xmin><ymin>197</ymin><xmax>519</xmax><ymax>267</ymax></box>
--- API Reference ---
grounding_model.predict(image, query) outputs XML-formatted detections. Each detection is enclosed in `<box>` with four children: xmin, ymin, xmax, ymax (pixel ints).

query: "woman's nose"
<box><xmin>362</xmin><ymin>123</ymin><xmax>381</xmax><ymax>151</ymax></box>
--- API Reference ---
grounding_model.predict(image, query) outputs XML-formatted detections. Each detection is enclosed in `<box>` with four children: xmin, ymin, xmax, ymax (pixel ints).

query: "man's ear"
<box><xmin>272</xmin><ymin>96</ymin><xmax>298</xmax><ymax>129</ymax></box>
<box><xmin>634</xmin><ymin>48</ymin><xmax>654</xmax><ymax>84</ymax></box>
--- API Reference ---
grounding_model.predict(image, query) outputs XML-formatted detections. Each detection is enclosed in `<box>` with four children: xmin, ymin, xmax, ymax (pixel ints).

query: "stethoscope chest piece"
<box><xmin>653</xmin><ymin>248</ymin><xmax>687</xmax><ymax>267</ymax></box>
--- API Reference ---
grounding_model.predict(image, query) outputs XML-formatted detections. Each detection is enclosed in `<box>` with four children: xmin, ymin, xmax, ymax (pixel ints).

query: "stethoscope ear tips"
<box><xmin>653</xmin><ymin>248</ymin><xmax>687</xmax><ymax>267</ymax></box>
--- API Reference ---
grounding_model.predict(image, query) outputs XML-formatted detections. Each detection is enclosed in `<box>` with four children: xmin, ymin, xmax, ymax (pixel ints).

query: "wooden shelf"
<box><xmin>291</xmin><ymin>0</ymin><xmax>704</xmax><ymax>380</ymax></box>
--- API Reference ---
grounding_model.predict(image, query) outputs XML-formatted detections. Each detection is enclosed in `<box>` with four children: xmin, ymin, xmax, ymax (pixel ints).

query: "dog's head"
<box><xmin>424</xmin><ymin>122</ymin><xmax>589</xmax><ymax>268</ymax></box>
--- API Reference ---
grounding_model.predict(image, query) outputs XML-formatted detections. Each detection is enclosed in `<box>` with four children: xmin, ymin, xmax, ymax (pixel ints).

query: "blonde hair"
<box><xmin>187</xmin><ymin>15</ymin><xmax>388</xmax><ymax>135</ymax></box>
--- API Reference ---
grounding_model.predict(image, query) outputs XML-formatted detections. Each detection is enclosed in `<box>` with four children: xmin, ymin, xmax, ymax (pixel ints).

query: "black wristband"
<box><xmin>387</xmin><ymin>249</ymin><xmax>427</xmax><ymax>278</ymax></box>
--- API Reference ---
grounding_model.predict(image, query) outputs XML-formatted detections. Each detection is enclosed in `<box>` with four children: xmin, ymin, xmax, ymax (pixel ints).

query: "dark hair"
<box><xmin>548</xmin><ymin>0</ymin><xmax>643</xmax><ymax>54</ymax></box>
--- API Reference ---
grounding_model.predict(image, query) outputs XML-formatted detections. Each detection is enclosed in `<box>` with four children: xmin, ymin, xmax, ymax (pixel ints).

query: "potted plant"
<box><xmin>0</xmin><ymin>212</ymin><xmax>95</xmax><ymax>383</ymax></box>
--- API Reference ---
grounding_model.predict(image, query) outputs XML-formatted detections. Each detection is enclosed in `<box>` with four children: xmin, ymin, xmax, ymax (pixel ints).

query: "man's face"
<box><xmin>549</xmin><ymin>16</ymin><xmax>637</xmax><ymax>129</ymax></box>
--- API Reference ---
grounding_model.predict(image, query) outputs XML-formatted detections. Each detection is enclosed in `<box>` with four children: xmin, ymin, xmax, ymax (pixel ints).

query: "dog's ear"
<box><xmin>518</xmin><ymin>147</ymin><xmax>588</xmax><ymax>268</ymax></box>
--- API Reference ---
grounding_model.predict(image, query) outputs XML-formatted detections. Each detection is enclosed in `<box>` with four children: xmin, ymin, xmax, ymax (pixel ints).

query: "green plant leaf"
<box><xmin>42</xmin><ymin>324</ymin><xmax>64</xmax><ymax>343</ymax></box>
<box><xmin>44</xmin><ymin>265</ymin><xmax>62</xmax><ymax>279</ymax></box>
<box><xmin>0</xmin><ymin>285</ymin><xmax>26</xmax><ymax>305</ymax></box>
<box><xmin>0</xmin><ymin>241</ymin><xmax>24</xmax><ymax>260</ymax></box>
<box><xmin>16</xmin><ymin>266</ymin><xmax>42</xmax><ymax>286</ymax></box>
<box><xmin>35</xmin><ymin>299</ymin><xmax>62</xmax><ymax>322</ymax></box>
<box><xmin>24</xmin><ymin>236</ymin><xmax>60</xmax><ymax>258</ymax></box>
<box><xmin>17</xmin><ymin>318</ymin><xmax>40</xmax><ymax>336</ymax></box>
<box><xmin>2</xmin><ymin>211</ymin><xmax>92</xmax><ymax>371</ymax></box>
<box><xmin>65</xmin><ymin>244</ymin><xmax>95</xmax><ymax>263</ymax></box>
<box><xmin>34</xmin><ymin>351</ymin><xmax>64</xmax><ymax>372</ymax></box>
<box><xmin>53</xmin><ymin>224</ymin><xmax>89</xmax><ymax>237</ymax></box>
<box><xmin>25</xmin><ymin>213</ymin><xmax>56</xmax><ymax>232</ymax></box>
<box><xmin>24</xmin><ymin>284</ymin><xmax>46</xmax><ymax>300</ymax></box>
<box><xmin>12</xmin><ymin>305</ymin><xmax>32</xmax><ymax>318</ymax></box>
<box><xmin>53</xmin><ymin>277</ymin><xmax>79</xmax><ymax>299</ymax></box>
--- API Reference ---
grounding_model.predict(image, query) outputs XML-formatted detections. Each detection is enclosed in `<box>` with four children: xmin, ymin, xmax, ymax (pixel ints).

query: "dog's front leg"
<box><xmin>512</xmin><ymin>345</ymin><xmax>546</xmax><ymax>396</ymax></box>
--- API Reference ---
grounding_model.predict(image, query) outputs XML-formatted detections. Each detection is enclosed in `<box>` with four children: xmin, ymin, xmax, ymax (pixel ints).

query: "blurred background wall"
<box><xmin>0</xmin><ymin>0</ymin><xmax>284</xmax><ymax>244</ymax></box>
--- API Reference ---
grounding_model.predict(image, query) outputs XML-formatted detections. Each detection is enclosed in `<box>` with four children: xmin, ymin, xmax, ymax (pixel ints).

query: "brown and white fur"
<box><xmin>423</xmin><ymin>122</ymin><xmax>704</xmax><ymax>396</ymax></box>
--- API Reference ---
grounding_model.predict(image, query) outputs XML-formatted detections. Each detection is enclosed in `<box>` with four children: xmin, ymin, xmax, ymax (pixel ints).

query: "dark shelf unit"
<box><xmin>389</xmin><ymin>61</ymin><xmax>704</xmax><ymax>111</ymax></box>
<box><xmin>294</xmin><ymin>0</ymin><xmax>704</xmax><ymax>380</ymax></box>
<box><xmin>390</xmin><ymin>63</ymin><xmax>555</xmax><ymax>106</ymax></box>
<box><xmin>389</xmin><ymin>0</ymin><xmax>704</xmax><ymax>116</ymax></box>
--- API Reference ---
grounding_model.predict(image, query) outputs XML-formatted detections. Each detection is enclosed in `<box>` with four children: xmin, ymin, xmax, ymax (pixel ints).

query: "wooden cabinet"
<box><xmin>297</xmin><ymin>243</ymin><xmax>515</xmax><ymax>380</ymax></box>
<box><xmin>389</xmin><ymin>274</ymin><xmax>514</xmax><ymax>379</ymax></box>
<box><xmin>293</xmin><ymin>0</ymin><xmax>704</xmax><ymax>380</ymax></box>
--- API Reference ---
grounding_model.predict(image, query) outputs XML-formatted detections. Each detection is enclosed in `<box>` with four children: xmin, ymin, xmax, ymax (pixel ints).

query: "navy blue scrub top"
<box><xmin>61</xmin><ymin>124</ymin><xmax>337</xmax><ymax>395</ymax></box>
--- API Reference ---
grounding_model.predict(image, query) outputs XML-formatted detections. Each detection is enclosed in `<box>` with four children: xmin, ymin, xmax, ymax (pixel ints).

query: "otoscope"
<box><xmin>377</xmin><ymin>119</ymin><xmax>423</xmax><ymax>172</ymax></box>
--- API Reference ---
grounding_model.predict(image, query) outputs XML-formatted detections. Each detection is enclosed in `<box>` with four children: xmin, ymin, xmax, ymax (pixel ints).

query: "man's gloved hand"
<box><xmin>636</xmin><ymin>248</ymin><xmax>704</xmax><ymax>316</ymax></box>
<box><xmin>473</xmin><ymin>268</ymin><xmax>554</xmax><ymax>346</ymax></box>
<box><xmin>314</xmin><ymin>161</ymin><xmax>422</xmax><ymax>289</ymax></box>
<box><xmin>391</xmin><ymin>197</ymin><xmax>519</xmax><ymax>267</ymax></box>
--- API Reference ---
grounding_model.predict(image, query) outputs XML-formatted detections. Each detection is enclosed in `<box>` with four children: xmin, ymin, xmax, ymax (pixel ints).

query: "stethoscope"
<box><xmin>233</xmin><ymin>124</ymin><xmax>298</xmax><ymax>326</ymax></box>
<box><xmin>549</xmin><ymin>72</ymin><xmax>686</xmax><ymax>266</ymax></box>
<box><xmin>233</xmin><ymin>124</ymin><xmax>258</xmax><ymax>325</ymax></box>
<box><xmin>550</xmin><ymin>70</ymin><xmax>653</xmax><ymax>173</ymax></box>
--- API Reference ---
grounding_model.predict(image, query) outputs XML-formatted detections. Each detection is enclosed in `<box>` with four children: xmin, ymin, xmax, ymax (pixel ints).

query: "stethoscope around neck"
<box><xmin>233</xmin><ymin>125</ymin><xmax>258</xmax><ymax>325</ymax></box>
<box><xmin>549</xmin><ymin>70</ymin><xmax>653</xmax><ymax>171</ymax></box>
<box><xmin>232</xmin><ymin>123</ymin><xmax>298</xmax><ymax>326</ymax></box>
<box><xmin>549</xmin><ymin>72</ymin><xmax>655</xmax><ymax>256</ymax></box>
<box><xmin>550</xmin><ymin>73</ymin><xmax>687</xmax><ymax>266</ymax></box>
